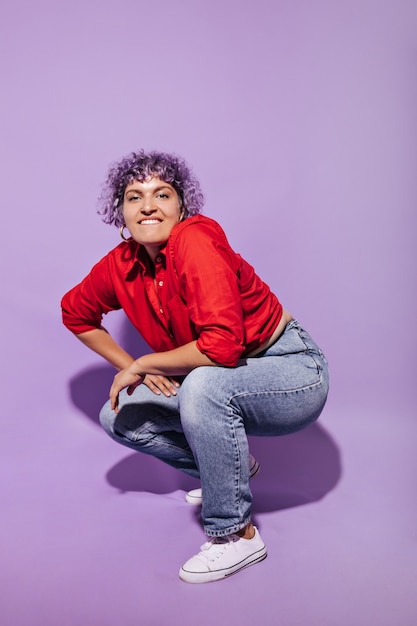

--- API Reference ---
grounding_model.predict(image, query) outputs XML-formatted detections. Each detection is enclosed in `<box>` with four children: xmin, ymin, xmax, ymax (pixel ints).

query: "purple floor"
<box><xmin>1</xmin><ymin>0</ymin><xmax>416</xmax><ymax>623</ymax></box>
<box><xmin>2</xmin><ymin>387</ymin><xmax>416</xmax><ymax>625</ymax></box>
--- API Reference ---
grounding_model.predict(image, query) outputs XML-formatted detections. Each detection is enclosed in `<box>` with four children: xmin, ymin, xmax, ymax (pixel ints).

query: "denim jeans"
<box><xmin>99</xmin><ymin>320</ymin><xmax>329</xmax><ymax>536</ymax></box>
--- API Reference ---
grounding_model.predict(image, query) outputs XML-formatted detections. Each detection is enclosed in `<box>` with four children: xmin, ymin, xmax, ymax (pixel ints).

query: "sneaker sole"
<box><xmin>185</xmin><ymin>491</ymin><xmax>203</xmax><ymax>505</ymax></box>
<box><xmin>249</xmin><ymin>457</ymin><xmax>260</xmax><ymax>478</ymax></box>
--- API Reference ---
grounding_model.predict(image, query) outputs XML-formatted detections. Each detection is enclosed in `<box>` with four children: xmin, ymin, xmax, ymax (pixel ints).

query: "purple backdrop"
<box><xmin>1</xmin><ymin>1</ymin><xmax>416</xmax><ymax>624</ymax></box>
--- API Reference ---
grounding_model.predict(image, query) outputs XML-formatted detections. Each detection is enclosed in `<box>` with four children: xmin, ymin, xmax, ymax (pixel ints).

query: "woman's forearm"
<box><xmin>75</xmin><ymin>328</ymin><xmax>135</xmax><ymax>370</ymax></box>
<box><xmin>108</xmin><ymin>340</ymin><xmax>217</xmax><ymax>411</ymax></box>
<box><xmin>134</xmin><ymin>341</ymin><xmax>215</xmax><ymax>376</ymax></box>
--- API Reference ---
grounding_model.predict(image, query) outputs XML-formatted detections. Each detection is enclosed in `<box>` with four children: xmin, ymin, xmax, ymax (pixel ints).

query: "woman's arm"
<box><xmin>133</xmin><ymin>341</ymin><xmax>215</xmax><ymax>375</ymax></box>
<box><xmin>76</xmin><ymin>328</ymin><xmax>135</xmax><ymax>370</ymax></box>
<box><xmin>76</xmin><ymin>328</ymin><xmax>186</xmax><ymax>398</ymax></box>
<box><xmin>109</xmin><ymin>341</ymin><xmax>216</xmax><ymax>411</ymax></box>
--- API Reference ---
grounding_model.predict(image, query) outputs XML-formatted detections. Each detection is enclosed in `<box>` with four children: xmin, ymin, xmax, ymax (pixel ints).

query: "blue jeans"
<box><xmin>99</xmin><ymin>320</ymin><xmax>329</xmax><ymax>536</ymax></box>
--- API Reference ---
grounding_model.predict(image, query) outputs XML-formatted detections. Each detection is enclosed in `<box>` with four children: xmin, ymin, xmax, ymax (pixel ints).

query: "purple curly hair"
<box><xmin>98</xmin><ymin>150</ymin><xmax>204</xmax><ymax>227</ymax></box>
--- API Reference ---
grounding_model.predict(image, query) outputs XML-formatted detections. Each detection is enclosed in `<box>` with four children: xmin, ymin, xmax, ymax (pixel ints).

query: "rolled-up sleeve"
<box><xmin>61</xmin><ymin>255</ymin><xmax>121</xmax><ymax>334</ymax></box>
<box><xmin>171</xmin><ymin>221</ymin><xmax>246</xmax><ymax>366</ymax></box>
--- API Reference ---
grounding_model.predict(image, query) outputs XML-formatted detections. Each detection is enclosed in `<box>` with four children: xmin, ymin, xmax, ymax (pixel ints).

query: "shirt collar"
<box><xmin>123</xmin><ymin>240</ymin><xmax>167</xmax><ymax>277</ymax></box>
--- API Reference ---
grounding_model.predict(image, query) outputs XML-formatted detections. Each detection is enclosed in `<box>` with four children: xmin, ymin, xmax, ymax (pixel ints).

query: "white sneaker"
<box><xmin>185</xmin><ymin>454</ymin><xmax>260</xmax><ymax>505</ymax></box>
<box><xmin>179</xmin><ymin>527</ymin><xmax>267</xmax><ymax>583</ymax></box>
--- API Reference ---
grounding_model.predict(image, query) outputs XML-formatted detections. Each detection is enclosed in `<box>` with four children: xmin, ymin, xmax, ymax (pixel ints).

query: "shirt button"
<box><xmin>156</xmin><ymin>256</ymin><xmax>161</xmax><ymax>263</ymax></box>
<box><xmin>158</xmin><ymin>280</ymin><xmax>164</xmax><ymax>287</ymax></box>
<box><xmin>160</xmin><ymin>308</ymin><xmax>163</xmax><ymax>313</ymax></box>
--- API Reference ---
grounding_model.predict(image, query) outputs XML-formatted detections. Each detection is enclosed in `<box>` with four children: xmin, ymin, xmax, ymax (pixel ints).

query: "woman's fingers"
<box><xmin>143</xmin><ymin>375</ymin><xmax>180</xmax><ymax>397</ymax></box>
<box><xmin>109</xmin><ymin>367</ymin><xmax>145</xmax><ymax>412</ymax></box>
<box><xmin>110</xmin><ymin>371</ymin><xmax>180</xmax><ymax>411</ymax></box>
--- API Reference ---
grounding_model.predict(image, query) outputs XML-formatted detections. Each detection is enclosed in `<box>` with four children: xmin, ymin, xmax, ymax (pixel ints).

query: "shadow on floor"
<box><xmin>101</xmin><ymin>424</ymin><xmax>341</xmax><ymax>513</ymax></box>
<box><xmin>69</xmin><ymin>363</ymin><xmax>115</xmax><ymax>426</ymax></box>
<box><xmin>69</xmin><ymin>359</ymin><xmax>341</xmax><ymax>514</ymax></box>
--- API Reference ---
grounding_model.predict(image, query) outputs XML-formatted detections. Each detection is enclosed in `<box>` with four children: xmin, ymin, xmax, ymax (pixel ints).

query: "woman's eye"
<box><xmin>128</xmin><ymin>195</ymin><xmax>140</xmax><ymax>201</ymax></box>
<box><xmin>157</xmin><ymin>192</ymin><xmax>169</xmax><ymax>199</ymax></box>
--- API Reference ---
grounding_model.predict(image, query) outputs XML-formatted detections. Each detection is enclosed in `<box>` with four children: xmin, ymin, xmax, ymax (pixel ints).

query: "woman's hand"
<box><xmin>143</xmin><ymin>374</ymin><xmax>181</xmax><ymax>397</ymax></box>
<box><xmin>109</xmin><ymin>341</ymin><xmax>213</xmax><ymax>412</ymax></box>
<box><xmin>109</xmin><ymin>364</ymin><xmax>146</xmax><ymax>412</ymax></box>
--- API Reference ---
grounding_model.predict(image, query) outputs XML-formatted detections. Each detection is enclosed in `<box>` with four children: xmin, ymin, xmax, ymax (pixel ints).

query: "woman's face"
<box><xmin>123</xmin><ymin>177</ymin><xmax>182</xmax><ymax>261</ymax></box>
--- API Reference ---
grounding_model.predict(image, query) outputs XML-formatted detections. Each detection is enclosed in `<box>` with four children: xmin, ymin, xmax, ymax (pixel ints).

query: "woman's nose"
<box><xmin>142</xmin><ymin>196</ymin><xmax>156</xmax><ymax>212</ymax></box>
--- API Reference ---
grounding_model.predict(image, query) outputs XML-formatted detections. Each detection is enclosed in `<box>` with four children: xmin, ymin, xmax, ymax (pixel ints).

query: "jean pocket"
<box><xmin>293</xmin><ymin>325</ymin><xmax>328</xmax><ymax>367</ymax></box>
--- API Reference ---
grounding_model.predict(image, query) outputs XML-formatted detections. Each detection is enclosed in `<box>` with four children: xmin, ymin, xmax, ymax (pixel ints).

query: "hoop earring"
<box><xmin>179</xmin><ymin>210</ymin><xmax>185</xmax><ymax>222</ymax></box>
<box><xmin>120</xmin><ymin>225</ymin><xmax>130</xmax><ymax>241</ymax></box>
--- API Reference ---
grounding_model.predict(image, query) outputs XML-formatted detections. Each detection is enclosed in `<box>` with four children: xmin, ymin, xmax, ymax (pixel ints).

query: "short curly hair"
<box><xmin>98</xmin><ymin>150</ymin><xmax>204</xmax><ymax>227</ymax></box>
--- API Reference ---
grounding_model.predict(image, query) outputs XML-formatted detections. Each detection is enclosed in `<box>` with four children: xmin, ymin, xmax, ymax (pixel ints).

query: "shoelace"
<box><xmin>198</xmin><ymin>535</ymin><xmax>239</xmax><ymax>563</ymax></box>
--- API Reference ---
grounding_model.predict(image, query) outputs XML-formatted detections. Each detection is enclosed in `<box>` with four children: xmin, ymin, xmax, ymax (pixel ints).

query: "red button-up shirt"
<box><xmin>61</xmin><ymin>216</ymin><xmax>282</xmax><ymax>367</ymax></box>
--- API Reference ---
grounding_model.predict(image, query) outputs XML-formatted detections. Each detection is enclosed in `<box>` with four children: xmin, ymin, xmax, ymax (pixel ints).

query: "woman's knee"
<box><xmin>179</xmin><ymin>366</ymin><xmax>230</xmax><ymax>430</ymax></box>
<box><xmin>180</xmin><ymin>367</ymin><xmax>224</xmax><ymax>403</ymax></box>
<box><xmin>99</xmin><ymin>399</ymin><xmax>116</xmax><ymax>435</ymax></box>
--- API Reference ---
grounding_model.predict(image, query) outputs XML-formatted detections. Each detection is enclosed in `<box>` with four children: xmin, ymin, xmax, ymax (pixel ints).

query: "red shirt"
<box><xmin>61</xmin><ymin>215</ymin><xmax>282</xmax><ymax>367</ymax></box>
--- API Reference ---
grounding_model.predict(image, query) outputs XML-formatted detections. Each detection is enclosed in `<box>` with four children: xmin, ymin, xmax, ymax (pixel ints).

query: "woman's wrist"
<box><xmin>132</xmin><ymin>358</ymin><xmax>146</xmax><ymax>377</ymax></box>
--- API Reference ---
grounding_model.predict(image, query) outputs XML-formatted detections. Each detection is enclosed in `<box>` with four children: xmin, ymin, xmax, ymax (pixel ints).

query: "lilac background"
<box><xmin>1</xmin><ymin>0</ymin><xmax>416</xmax><ymax>624</ymax></box>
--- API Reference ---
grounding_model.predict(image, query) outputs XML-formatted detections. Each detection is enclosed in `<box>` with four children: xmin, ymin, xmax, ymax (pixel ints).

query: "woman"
<box><xmin>61</xmin><ymin>150</ymin><xmax>329</xmax><ymax>584</ymax></box>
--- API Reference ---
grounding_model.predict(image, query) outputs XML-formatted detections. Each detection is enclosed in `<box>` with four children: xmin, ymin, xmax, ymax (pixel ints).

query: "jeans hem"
<box><xmin>204</xmin><ymin>516</ymin><xmax>251</xmax><ymax>537</ymax></box>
